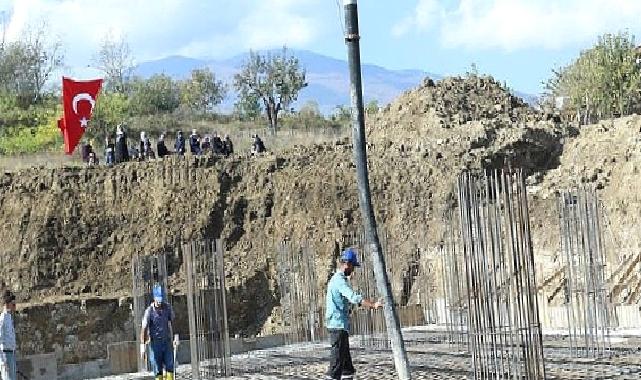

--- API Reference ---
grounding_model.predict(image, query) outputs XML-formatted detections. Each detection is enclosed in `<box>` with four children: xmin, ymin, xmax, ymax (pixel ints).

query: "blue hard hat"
<box><xmin>152</xmin><ymin>284</ymin><xmax>164</xmax><ymax>303</ymax></box>
<box><xmin>340</xmin><ymin>248</ymin><xmax>360</xmax><ymax>267</ymax></box>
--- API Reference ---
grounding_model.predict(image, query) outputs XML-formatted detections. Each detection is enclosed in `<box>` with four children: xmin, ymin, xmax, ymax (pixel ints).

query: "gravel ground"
<box><xmin>97</xmin><ymin>330</ymin><xmax>641</xmax><ymax>380</ymax></box>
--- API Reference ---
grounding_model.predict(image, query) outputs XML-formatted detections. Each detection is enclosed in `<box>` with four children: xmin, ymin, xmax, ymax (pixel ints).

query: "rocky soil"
<box><xmin>1</xmin><ymin>75</ymin><xmax>640</xmax><ymax>361</ymax></box>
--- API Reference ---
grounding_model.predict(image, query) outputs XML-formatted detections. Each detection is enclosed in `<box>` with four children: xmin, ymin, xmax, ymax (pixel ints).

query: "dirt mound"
<box><xmin>371</xmin><ymin>75</ymin><xmax>539</xmax><ymax>138</ymax></box>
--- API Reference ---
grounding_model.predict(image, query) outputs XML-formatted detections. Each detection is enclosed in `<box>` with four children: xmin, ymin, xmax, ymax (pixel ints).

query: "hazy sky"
<box><xmin>2</xmin><ymin>0</ymin><xmax>641</xmax><ymax>94</ymax></box>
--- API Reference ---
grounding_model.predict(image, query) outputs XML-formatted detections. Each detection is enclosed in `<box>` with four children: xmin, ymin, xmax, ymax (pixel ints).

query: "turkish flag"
<box><xmin>59</xmin><ymin>77</ymin><xmax>103</xmax><ymax>155</ymax></box>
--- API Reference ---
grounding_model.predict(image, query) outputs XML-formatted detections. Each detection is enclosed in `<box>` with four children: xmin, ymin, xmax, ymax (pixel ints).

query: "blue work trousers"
<box><xmin>0</xmin><ymin>351</ymin><xmax>16</xmax><ymax>380</ymax></box>
<box><xmin>150</xmin><ymin>340</ymin><xmax>174</xmax><ymax>376</ymax></box>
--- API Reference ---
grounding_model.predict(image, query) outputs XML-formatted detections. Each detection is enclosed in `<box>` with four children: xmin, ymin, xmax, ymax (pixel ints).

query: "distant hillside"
<box><xmin>135</xmin><ymin>49</ymin><xmax>439</xmax><ymax>115</ymax></box>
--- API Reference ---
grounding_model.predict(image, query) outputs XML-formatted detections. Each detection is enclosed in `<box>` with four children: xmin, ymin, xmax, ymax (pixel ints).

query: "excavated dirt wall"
<box><xmin>0</xmin><ymin>124</ymin><xmax>563</xmax><ymax>361</ymax></box>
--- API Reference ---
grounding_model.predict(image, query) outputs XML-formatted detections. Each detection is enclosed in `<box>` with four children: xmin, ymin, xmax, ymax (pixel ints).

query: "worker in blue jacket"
<box><xmin>325</xmin><ymin>248</ymin><xmax>383</xmax><ymax>380</ymax></box>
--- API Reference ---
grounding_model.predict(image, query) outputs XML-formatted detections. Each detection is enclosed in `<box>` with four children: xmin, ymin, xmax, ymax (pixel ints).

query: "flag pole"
<box><xmin>342</xmin><ymin>1</ymin><xmax>412</xmax><ymax>379</ymax></box>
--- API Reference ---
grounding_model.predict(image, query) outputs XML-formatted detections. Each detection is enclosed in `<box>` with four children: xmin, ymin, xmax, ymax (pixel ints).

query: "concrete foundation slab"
<box><xmin>17</xmin><ymin>353</ymin><xmax>57</xmax><ymax>380</ymax></box>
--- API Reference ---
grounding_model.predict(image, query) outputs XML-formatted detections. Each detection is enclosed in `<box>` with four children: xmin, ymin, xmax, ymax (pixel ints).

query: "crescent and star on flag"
<box><xmin>58</xmin><ymin>77</ymin><xmax>104</xmax><ymax>155</ymax></box>
<box><xmin>72</xmin><ymin>93</ymin><xmax>97</xmax><ymax>129</ymax></box>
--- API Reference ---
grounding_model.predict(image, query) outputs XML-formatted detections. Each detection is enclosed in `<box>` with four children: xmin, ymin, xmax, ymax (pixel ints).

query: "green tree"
<box><xmin>332</xmin><ymin>105</ymin><xmax>351</xmax><ymax>124</ymax></box>
<box><xmin>233</xmin><ymin>48</ymin><xmax>307</xmax><ymax>131</ymax></box>
<box><xmin>365</xmin><ymin>99</ymin><xmax>379</xmax><ymax>116</ymax></box>
<box><xmin>298</xmin><ymin>100</ymin><xmax>321</xmax><ymax>117</ymax></box>
<box><xmin>233</xmin><ymin>93</ymin><xmax>261</xmax><ymax>120</ymax></box>
<box><xmin>92</xmin><ymin>33</ymin><xmax>135</xmax><ymax>94</ymax></box>
<box><xmin>179</xmin><ymin>68</ymin><xmax>226</xmax><ymax>114</ymax></box>
<box><xmin>294</xmin><ymin>100</ymin><xmax>325</xmax><ymax>129</ymax></box>
<box><xmin>129</xmin><ymin>74</ymin><xmax>180</xmax><ymax>115</ymax></box>
<box><xmin>89</xmin><ymin>92</ymin><xmax>130</xmax><ymax>141</ymax></box>
<box><xmin>546</xmin><ymin>31</ymin><xmax>641</xmax><ymax>123</ymax></box>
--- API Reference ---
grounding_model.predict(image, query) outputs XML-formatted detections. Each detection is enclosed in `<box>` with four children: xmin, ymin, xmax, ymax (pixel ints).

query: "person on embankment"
<box><xmin>325</xmin><ymin>248</ymin><xmax>383</xmax><ymax>380</ymax></box>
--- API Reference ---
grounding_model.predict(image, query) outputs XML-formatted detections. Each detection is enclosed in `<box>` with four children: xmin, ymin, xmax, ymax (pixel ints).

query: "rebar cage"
<box><xmin>457</xmin><ymin>170</ymin><xmax>546</xmax><ymax>379</ymax></box>
<box><xmin>417</xmin><ymin>256</ymin><xmax>439</xmax><ymax>326</ymax></box>
<box><xmin>183</xmin><ymin>239</ymin><xmax>231</xmax><ymax>379</ymax></box>
<box><xmin>347</xmin><ymin>229</ymin><xmax>427</xmax><ymax>349</ymax></box>
<box><xmin>346</xmin><ymin>230</ymin><xmax>389</xmax><ymax>348</ymax></box>
<box><xmin>558</xmin><ymin>188</ymin><xmax>613</xmax><ymax>357</ymax></box>
<box><xmin>442</xmin><ymin>212</ymin><xmax>469</xmax><ymax>346</ymax></box>
<box><xmin>132</xmin><ymin>252</ymin><xmax>169</xmax><ymax>372</ymax></box>
<box><xmin>276</xmin><ymin>240</ymin><xmax>325</xmax><ymax>345</ymax></box>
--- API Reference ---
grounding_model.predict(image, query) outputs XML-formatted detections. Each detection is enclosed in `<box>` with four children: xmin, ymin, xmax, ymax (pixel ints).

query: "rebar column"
<box><xmin>343</xmin><ymin>228</ymin><xmax>425</xmax><ymax>348</ymax></box>
<box><xmin>348</xmin><ymin>231</ymin><xmax>386</xmax><ymax>348</ymax></box>
<box><xmin>558</xmin><ymin>187</ymin><xmax>613</xmax><ymax>357</ymax></box>
<box><xmin>183</xmin><ymin>239</ymin><xmax>231</xmax><ymax>379</ymax></box>
<box><xmin>276</xmin><ymin>240</ymin><xmax>324</xmax><ymax>345</ymax></box>
<box><xmin>442</xmin><ymin>212</ymin><xmax>469</xmax><ymax>346</ymax></box>
<box><xmin>457</xmin><ymin>170</ymin><xmax>546</xmax><ymax>380</ymax></box>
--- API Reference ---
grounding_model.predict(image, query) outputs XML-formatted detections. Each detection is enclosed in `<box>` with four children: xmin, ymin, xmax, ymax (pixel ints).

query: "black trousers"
<box><xmin>327</xmin><ymin>329</ymin><xmax>355</xmax><ymax>379</ymax></box>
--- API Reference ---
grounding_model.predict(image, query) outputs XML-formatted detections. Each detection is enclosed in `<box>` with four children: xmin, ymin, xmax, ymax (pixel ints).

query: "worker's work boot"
<box><xmin>155</xmin><ymin>376</ymin><xmax>163</xmax><ymax>380</ymax></box>
<box><xmin>165</xmin><ymin>372</ymin><xmax>174</xmax><ymax>380</ymax></box>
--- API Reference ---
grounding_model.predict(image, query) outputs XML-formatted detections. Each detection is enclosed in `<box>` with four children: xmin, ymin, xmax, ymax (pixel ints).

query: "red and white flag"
<box><xmin>59</xmin><ymin>77</ymin><xmax>103</xmax><ymax>155</ymax></box>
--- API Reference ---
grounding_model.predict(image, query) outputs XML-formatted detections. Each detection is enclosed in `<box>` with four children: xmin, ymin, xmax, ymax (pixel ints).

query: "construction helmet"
<box><xmin>340</xmin><ymin>248</ymin><xmax>361</xmax><ymax>267</ymax></box>
<box><xmin>152</xmin><ymin>284</ymin><xmax>164</xmax><ymax>303</ymax></box>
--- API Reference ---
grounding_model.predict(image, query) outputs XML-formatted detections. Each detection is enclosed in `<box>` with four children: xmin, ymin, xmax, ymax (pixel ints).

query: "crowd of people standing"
<box><xmin>80</xmin><ymin>126</ymin><xmax>267</xmax><ymax>166</ymax></box>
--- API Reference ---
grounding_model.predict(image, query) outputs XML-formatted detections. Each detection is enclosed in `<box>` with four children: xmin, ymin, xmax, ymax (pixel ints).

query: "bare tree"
<box><xmin>0</xmin><ymin>21</ymin><xmax>63</xmax><ymax>106</ymax></box>
<box><xmin>92</xmin><ymin>33</ymin><xmax>135</xmax><ymax>93</ymax></box>
<box><xmin>27</xmin><ymin>22</ymin><xmax>64</xmax><ymax>102</ymax></box>
<box><xmin>1</xmin><ymin>11</ymin><xmax>7</xmax><ymax>48</ymax></box>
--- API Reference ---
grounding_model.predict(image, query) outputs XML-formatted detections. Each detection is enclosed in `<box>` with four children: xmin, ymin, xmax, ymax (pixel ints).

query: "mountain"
<box><xmin>135</xmin><ymin>49</ymin><xmax>438</xmax><ymax>115</ymax></box>
<box><xmin>513</xmin><ymin>91</ymin><xmax>539</xmax><ymax>106</ymax></box>
<box><xmin>136</xmin><ymin>49</ymin><xmax>537</xmax><ymax>114</ymax></box>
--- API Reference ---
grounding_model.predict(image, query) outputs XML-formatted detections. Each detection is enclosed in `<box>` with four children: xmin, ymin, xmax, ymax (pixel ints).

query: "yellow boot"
<box><xmin>165</xmin><ymin>372</ymin><xmax>174</xmax><ymax>380</ymax></box>
<box><xmin>155</xmin><ymin>376</ymin><xmax>163</xmax><ymax>380</ymax></box>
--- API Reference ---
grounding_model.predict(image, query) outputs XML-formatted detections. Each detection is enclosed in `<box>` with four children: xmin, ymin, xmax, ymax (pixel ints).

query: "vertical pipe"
<box><xmin>342</xmin><ymin>1</ymin><xmax>411</xmax><ymax>377</ymax></box>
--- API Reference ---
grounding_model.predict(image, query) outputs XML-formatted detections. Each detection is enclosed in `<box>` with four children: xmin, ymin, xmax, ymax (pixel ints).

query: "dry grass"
<box><xmin>0</xmin><ymin>152</ymin><xmax>83</xmax><ymax>172</ymax></box>
<box><xmin>179</xmin><ymin>120</ymin><xmax>350</xmax><ymax>153</ymax></box>
<box><xmin>0</xmin><ymin>126</ymin><xmax>350</xmax><ymax>172</ymax></box>
<box><xmin>215</xmin><ymin>127</ymin><xmax>349</xmax><ymax>154</ymax></box>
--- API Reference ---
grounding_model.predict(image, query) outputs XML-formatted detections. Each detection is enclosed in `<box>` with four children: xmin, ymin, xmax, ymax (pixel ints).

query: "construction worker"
<box><xmin>325</xmin><ymin>248</ymin><xmax>383</xmax><ymax>380</ymax></box>
<box><xmin>141</xmin><ymin>284</ymin><xmax>176</xmax><ymax>380</ymax></box>
<box><xmin>0</xmin><ymin>290</ymin><xmax>17</xmax><ymax>380</ymax></box>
